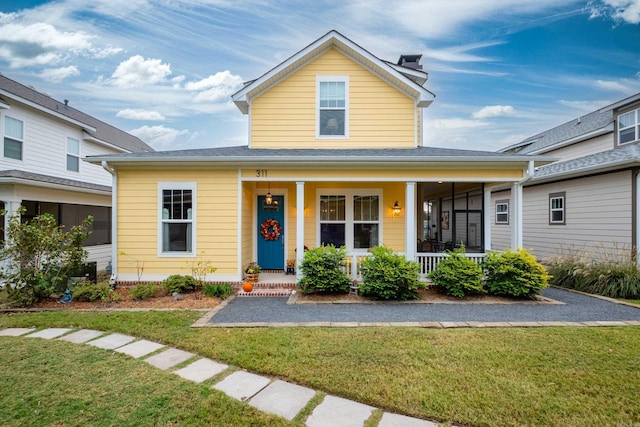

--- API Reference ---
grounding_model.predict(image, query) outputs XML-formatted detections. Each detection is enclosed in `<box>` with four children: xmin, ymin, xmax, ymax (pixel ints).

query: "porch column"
<box><xmin>296</xmin><ymin>181</ymin><xmax>305</xmax><ymax>280</ymax></box>
<box><xmin>483</xmin><ymin>186</ymin><xmax>492</xmax><ymax>252</ymax></box>
<box><xmin>511</xmin><ymin>182</ymin><xmax>523</xmax><ymax>250</ymax></box>
<box><xmin>405</xmin><ymin>181</ymin><xmax>417</xmax><ymax>260</ymax></box>
<box><xmin>636</xmin><ymin>169</ymin><xmax>640</xmax><ymax>266</ymax></box>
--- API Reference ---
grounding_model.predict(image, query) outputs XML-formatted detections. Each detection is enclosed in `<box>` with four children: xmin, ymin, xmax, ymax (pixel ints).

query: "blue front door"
<box><xmin>257</xmin><ymin>195</ymin><xmax>284</xmax><ymax>270</ymax></box>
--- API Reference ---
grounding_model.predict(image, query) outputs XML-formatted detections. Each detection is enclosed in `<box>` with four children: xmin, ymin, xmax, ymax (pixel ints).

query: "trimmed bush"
<box><xmin>72</xmin><ymin>282</ymin><xmax>117</xmax><ymax>302</ymax></box>
<box><xmin>359</xmin><ymin>246</ymin><xmax>423</xmax><ymax>300</ymax></box>
<box><xmin>129</xmin><ymin>282</ymin><xmax>160</xmax><ymax>301</ymax></box>
<box><xmin>203</xmin><ymin>283</ymin><xmax>233</xmax><ymax>299</ymax></box>
<box><xmin>163</xmin><ymin>275</ymin><xmax>198</xmax><ymax>294</ymax></box>
<box><xmin>428</xmin><ymin>248</ymin><xmax>484</xmax><ymax>298</ymax></box>
<box><xmin>483</xmin><ymin>249</ymin><xmax>550</xmax><ymax>298</ymax></box>
<box><xmin>298</xmin><ymin>245</ymin><xmax>351</xmax><ymax>294</ymax></box>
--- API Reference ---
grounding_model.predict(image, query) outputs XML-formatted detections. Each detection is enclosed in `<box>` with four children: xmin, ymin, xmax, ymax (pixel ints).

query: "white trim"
<box><xmin>157</xmin><ymin>182</ymin><xmax>197</xmax><ymax>258</ymax></box>
<box><xmin>82</xmin><ymin>132</ymin><xmax>130</xmax><ymax>153</ymax></box>
<box><xmin>117</xmin><ymin>273</ymin><xmax>242</xmax><ymax>283</ymax></box>
<box><xmin>316</xmin><ymin>76</ymin><xmax>349</xmax><ymax>140</ymax></box>
<box><xmin>3</xmin><ymin>114</ymin><xmax>24</xmax><ymax>161</ymax></box>
<box><xmin>483</xmin><ymin>186</ymin><xmax>492</xmax><ymax>251</ymax></box>
<box><xmin>405</xmin><ymin>182</ymin><xmax>416</xmax><ymax>260</ymax></box>
<box><xmin>296</xmin><ymin>181</ymin><xmax>305</xmax><ymax>280</ymax></box>
<box><xmin>66</xmin><ymin>136</ymin><xmax>80</xmax><ymax>172</ymax></box>
<box><xmin>101</xmin><ymin>161</ymin><xmax>117</xmax><ymax>276</ymax></box>
<box><xmin>237</xmin><ymin>168</ymin><xmax>243</xmax><ymax>277</ymax></box>
<box><xmin>510</xmin><ymin>182</ymin><xmax>522</xmax><ymax>249</ymax></box>
<box><xmin>636</xmin><ymin>170</ymin><xmax>640</xmax><ymax>266</ymax></box>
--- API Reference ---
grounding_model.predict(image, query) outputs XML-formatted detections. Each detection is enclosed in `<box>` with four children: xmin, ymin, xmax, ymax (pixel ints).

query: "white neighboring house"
<box><xmin>0</xmin><ymin>74</ymin><xmax>154</xmax><ymax>275</ymax></box>
<box><xmin>491</xmin><ymin>92</ymin><xmax>640</xmax><ymax>263</ymax></box>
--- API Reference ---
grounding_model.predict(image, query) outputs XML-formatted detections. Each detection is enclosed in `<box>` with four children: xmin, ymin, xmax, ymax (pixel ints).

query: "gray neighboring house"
<box><xmin>491</xmin><ymin>92</ymin><xmax>640</xmax><ymax>263</ymax></box>
<box><xmin>0</xmin><ymin>74</ymin><xmax>154</xmax><ymax>273</ymax></box>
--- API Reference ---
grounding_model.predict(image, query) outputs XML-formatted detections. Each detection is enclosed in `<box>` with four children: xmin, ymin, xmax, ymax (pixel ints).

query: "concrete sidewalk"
<box><xmin>0</xmin><ymin>327</ymin><xmax>438</xmax><ymax>427</ymax></box>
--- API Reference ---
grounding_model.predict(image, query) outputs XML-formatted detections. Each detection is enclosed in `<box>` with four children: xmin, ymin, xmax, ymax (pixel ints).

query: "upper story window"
<box><xmin>549</xmin><ymin>192</ymin><xmax>565</xmax><ymax>225</ymax></box>
<box><xmin>317</xmin><ymin>76</ymin><xmax>348</xmax><ymax>138</ymax></box>
<box><xmin>4</xmin><ymin>116</ymin><xmax>23</xmax><ymax>160</ymax></box>
<box><xmin>618</xmin><ymin>108</ymin><xmax>639</xmax><ymax>145</ymax></box>
<box><xmin>495</xmin><ymin>200</ymin><xmax>509</xmax><ymax>224</ymax></box>
<box><xmin>67</xmin><ymin>137</ymin><xmax>80</xmax><ymax>172</ymax></box>
<box><xmin>159</xmin><ymin>183</ymin><xmax>196</xmax><ymax>256</ymax></box>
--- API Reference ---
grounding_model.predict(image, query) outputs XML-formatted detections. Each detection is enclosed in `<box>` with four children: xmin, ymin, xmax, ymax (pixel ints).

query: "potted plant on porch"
<box><xmin>245</xmin><ymin>262</ymin><xmax>262</xmax><ymax>282</ymax></box>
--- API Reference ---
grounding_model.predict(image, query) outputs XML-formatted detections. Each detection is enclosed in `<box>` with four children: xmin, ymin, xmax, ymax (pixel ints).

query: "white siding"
<box><xmin>85</xmin><ymin>244</ymin><xmax>112</xmax><ymax>272</ymax></box>
<box><xmin>541</xmin><ymin>133</ymin><xmax>613</xmax><ymax>162</ymax></box>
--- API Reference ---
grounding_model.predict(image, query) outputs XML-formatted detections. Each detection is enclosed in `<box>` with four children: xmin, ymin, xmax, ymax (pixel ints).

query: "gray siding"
<box><xmin>542</xmin><ymin>133</ymin><xmax>612</xmax><ymax>162</ymax></box>
<box><xmin>490</xmin><ymin>189</ymin><xmax>511</xmax><ymax>251</ymax></box>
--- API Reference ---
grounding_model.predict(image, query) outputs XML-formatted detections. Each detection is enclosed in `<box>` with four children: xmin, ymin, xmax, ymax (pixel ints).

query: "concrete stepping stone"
<box><xmin>87</xmin><ymin>333</ymin><xmax>135</xmax><ymax>350</ymax></box>
<box><xmin>0</xmin><ymin>327</ymin><xmax>35</xmax><ymax>336</ymax></box>
<box><xmin>57</xmin><ymin>329</ymin><xmax>104</xmax><ymax>344</ymax></box>
<box><xmin>213</xmin><ymin>371</ymin><xmax>271</xmax><ymax>401</ymax></box>
<box><xmin>26</xmin><ymin>328</ymin><xmax>72</xmax><ymax>339</ymax></box>
<box><xmin>249</xmin><ymin>379</ymin><xmax>315</xmax><ymax>421</ymax></box>
<box><xmin>144</xmin><ymin>348</ymin><xmax>194</xmax><ymax>370</ymax></box>
<box><xmin>174</xmin><ymin>358</ymin><xmax>228</xmax><ymax>383</ymax></box>
<box><xmin>306</xmin><ymin>395</ymin><xmax>374</xmax><ymax>427</ymax></box>
<box><xmin>379</xmin><ymin>412</ymin><xmax>438</xmax><ymax>427</ymax></box>
<box><xmin>115</xmin><ymin>340</ymin><xmax>164</xmax><ymax>358</ymax></box>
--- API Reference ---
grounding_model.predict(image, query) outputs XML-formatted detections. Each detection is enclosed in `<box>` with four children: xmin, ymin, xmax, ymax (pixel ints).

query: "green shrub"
<box><xmin>483</xmin><ymin>249</ymin><xmax>550</xmax><ymax>298</ymax></box>
<box><xmin>298</xmin><ymin>245</ymin><xmax>351</xmax><ymax>294</ymax></box>
<box><xmin>359</xmin><ymin>246</ymin><xmax>423</xmax><ymax>300</ymax></box>
<box><xmin>129</xmin><ymin>282</ymin><xmax>160</xmax><ymax>301</ymax></box>
<box><xmin>72</xmin><ymin>282</ymin><xmax>116</xmax><ymax>302</ymax></box>
<box><xmin>203</xmin><ymin>282</ymin><xmax>234</xmax><ymax>299</ymax></box>
<box><xmin>428</xmin><ymin>248</ymin><xmax>484</xmax><ymax>298</ymax></box>
<box><xmin>163</xmin><ymin>275</ymin><xmax>198</xmax><ymax>294</ymax></box>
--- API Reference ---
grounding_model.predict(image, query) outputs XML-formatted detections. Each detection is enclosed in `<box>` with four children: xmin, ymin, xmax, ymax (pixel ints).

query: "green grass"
<box><xmin>1</xmin><ymin>311</ymin><xmax>639</xmax><ymax>426</ymax></box>
<box><xmin>622</xmin><ymin>298</ymin><xmax>640</xmax><ymax>305</ymax></box>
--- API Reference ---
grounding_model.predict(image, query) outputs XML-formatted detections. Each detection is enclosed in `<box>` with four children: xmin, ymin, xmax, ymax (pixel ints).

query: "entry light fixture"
<box><xmin>265</xmin><ymin>182</ymin><xmax>273</xmax><ymax>205</ymax></box>
<box><xmin>393</xmin><ymin>201</ymin><xmax>401</xmax><ymax>217</ymax></box>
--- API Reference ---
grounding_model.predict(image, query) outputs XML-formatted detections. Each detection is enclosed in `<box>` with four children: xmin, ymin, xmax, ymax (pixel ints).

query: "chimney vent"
<box><xmin>64</xmin><ymin>99</ymin><xmax>69</xmax><ymax>106</ymax></box>
<box><xmin>397</xmin><ymin>54</ymin><xmax>423</xmax><ymax>70</ymax></box>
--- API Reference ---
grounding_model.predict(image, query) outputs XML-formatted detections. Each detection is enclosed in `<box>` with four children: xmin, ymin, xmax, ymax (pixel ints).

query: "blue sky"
<box><xmin>1</xmin><ymin>0</ymin><xmax>639</xmax><ymax>151</ymax></box>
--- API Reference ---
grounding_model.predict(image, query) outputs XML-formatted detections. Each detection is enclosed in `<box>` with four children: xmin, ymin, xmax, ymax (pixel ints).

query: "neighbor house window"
<box><xmin>4</xmin><ymin>116</ymin><xmax>23</xmax><ymax>160</ymax></box>
<box><xmin>495</xmin><ymin>200</ymin><xmax>509</xmax><ymax>224</ymax></box>
<box><xmin>67</xmin><ymin>137</ymin><xmax>80</xmax><ymax>172</ymax></box>
<box><xmin>549</xmin><ymin>192</ymin><xmax>565</xmax><ymax>225</ymax></box>
<box><xmin>319</xmin><ymin>190</ymin><xmax>381</xmax><ymax>250</ymax></box>
<box><xmin>159</xmin><ymin>183</ymin><xmax>195</xmax><ymax>255</ymax></box>
<box><xmin>317</xmin><ymin>76</ymin><xmax>348</xmax><ymax>138</ymax></box>
<box><xmin>618</xmin><ymin>108</ymin><xmax>639</xmax><ymax>145</ymax></box>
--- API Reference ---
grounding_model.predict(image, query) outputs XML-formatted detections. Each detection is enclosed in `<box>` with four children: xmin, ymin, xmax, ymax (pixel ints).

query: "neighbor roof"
<box><xmin>0</xmin><ymin>74</ymin><xmax>154</xmax><ymax>153</ymax></box>
<box><xmin>0</xmin><ymin>169</ymin><xmax>111</xmax><ymax>194</ymax></box>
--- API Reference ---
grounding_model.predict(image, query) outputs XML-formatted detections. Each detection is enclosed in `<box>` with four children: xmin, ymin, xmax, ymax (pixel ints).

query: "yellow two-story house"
<box><xmin>88</xmin><ymin>31</ymin><xmax>551</xmax><ymax>284</ymax></box>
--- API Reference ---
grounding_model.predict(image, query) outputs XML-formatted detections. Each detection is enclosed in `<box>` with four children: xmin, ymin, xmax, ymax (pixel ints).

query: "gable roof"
<box><xmin>0</xmin><ymin>74</ymin><xmax>154</xmax><ymax>153</ymax></box>
<box><xmin>231</xmin><ymin>30</ymin><xmax>435</xmax><ymax>114</ymax></box>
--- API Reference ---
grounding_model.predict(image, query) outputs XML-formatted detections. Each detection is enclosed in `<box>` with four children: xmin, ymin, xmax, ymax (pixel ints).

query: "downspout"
<box><xmin>102</xmin><ymin>161</ymin><xmax>117</xmax><ymax>286</ymax></box>
<box><xmin>511</xmin><ymin>160</ymin><xmax>535</xmax><ymax>250</ymax></box>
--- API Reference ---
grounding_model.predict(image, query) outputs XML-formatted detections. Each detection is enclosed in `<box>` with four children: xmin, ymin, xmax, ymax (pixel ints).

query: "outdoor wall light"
<box><xmin>265</xmin><ymin>182</ymin><xmax>273</xmax><ymax>205</ymax></box>
<box><xmin>393</xmin><ymin>201</ymin><xmax>401</xmax><ymax>217</ymax></box>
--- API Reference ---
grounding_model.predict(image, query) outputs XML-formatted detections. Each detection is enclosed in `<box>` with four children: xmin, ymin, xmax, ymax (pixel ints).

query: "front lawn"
<box><xmin>1</xmin><ymin>311</ymin><xmax>638</xmax><ymax>426</ymax></box>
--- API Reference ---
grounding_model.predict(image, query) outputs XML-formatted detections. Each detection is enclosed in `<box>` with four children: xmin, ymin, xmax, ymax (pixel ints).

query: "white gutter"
<box><xmin>102</xmin><ymin>161</ymin><xmax>118</xmax><ymax>285</ymax></box>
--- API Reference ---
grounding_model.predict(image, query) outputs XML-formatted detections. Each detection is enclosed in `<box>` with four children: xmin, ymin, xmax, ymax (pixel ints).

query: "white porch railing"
<box><xmin>342</xmin><ymin>252</ymin><xmax>487</xmax><ymax>282</ymax></box>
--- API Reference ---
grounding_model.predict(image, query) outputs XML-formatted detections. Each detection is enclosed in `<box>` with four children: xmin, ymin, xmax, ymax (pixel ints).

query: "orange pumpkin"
<box><xmin>242</xmin><ymin>281</ymin><xmax>253</xmax><ymax>292</ymax></box>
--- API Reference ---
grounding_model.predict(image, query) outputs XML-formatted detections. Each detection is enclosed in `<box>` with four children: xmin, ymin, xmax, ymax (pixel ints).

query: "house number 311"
<box><xmin>256</xmin><ymin>169</ymin><xmax>268</xmax><ymax>177</ymax></box>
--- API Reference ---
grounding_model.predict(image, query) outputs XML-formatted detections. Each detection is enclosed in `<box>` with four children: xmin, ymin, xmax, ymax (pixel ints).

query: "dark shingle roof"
<box><xmin>0</xmin><ymin>74</ymin><xmax>154</xmax><ymax>153</ymax></box>
<box><xmin>0</xmin><ymin>170</ymin><xmax>111</xmax><ymax>193</ymax></box>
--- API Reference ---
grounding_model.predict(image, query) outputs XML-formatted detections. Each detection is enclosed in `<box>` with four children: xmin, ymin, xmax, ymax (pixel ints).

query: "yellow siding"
<box><xmin>251</xmin><ymin>48</ymin><xmax>417</xmax><ymax>149</ymax></box>
<box><xmin>117</xmin><ymin>169</ymin><xmax>239</xmax><ymax>277</ymax></box>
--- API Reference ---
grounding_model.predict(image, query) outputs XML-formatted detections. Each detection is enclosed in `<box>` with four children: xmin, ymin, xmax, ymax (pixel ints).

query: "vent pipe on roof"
<box><xmin>397</xmin><ymin>54</ymin><xmax>423</xmax><ymax>70</ymax></box>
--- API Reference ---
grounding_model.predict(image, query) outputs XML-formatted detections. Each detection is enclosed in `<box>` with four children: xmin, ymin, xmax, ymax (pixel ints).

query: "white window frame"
<box><xmin>316</xmin><ymin>76</ymin><xmax>349</xmax><ymax>139</ymax></box>
<box><xmin>66</xmin><ymin>136</ymin><xmax>80</xmax><ymax>172</ymax></box>
<box><xmin>495</xmin><ymin>200</ymin><xmax>509</xmax><ymax>224</ymax></box>
<box><xmin>549</xmin><ymin>192</ymin><xmax>565</xmax><ymax>225</ymax></box>
<box><xmin>3</xmin><ymin>115</ymin><xmax>24</xmax><ymax>161</ymax></box>
<box><xmin>618</xmin><ymin>108</ymin><xmax>639</xmax><ymax>145</ymax></box>
<box><xmin>158</xmin><ymin>182</ymin><xmax>196</xmax><ymax>257</ymax></box>
<box><xmin>317</xmin><ymin>188</ymin><xmax>382</xmax><ymax>253</ymax></box>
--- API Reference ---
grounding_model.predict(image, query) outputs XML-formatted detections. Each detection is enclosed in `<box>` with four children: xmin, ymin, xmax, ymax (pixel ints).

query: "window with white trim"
<box><xmin>317</xmin><ymin>76</ymin><xmax>348</xmax><ymax>138</ymax></box>
<box><xmin>67</xmin><ymin>137</ymin><xmax>80</xmax><ymax>172</ymax></box>
<box><xmin>549</xmin><ymin>192</ymin><xmax>565</xmax><ymax>225</ymax></box>
<box><xmin>495</xmin><ymin>200</ymin><xmax>509</xmax><ymax>224</ymax></box>
<box><xmin>618</xmin><ymin>108</ymin><xmax>639</xmax><ymax>145</ymax></box>
<box><xmin>4</xmin><ymin>116</ymin><xmax>23</xmax><ymax>160</ymax></box>
<box><xmin>319</xmin><ymin>190</ymin><xmax>381</xmax><ymax>250</ymax></box>
<box><xmin>159</xmin><ymin>183</ymin><xmax>195</xmax><ymax>255</ymax></box>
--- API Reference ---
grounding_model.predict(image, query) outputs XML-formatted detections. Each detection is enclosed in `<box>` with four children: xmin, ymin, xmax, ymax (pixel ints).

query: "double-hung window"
<box><xmin>67</xmin><ymin>137</ymin><xmax>80</xmax><ymax>172</ymax></box>
<box><xmin>4</xmin><ymin>116</ymin><xmax>23</xmax><ymax>160</ymax></box>
<box><xmin>618</xmin><ymin>108</ymin><xmax>639</xmax><ymax>145</ymax></box>
<box><xmin>317</xmin><ymin>76</ymin><xmax>348</xmax><ymax>138</ymax></box>
<box><xmin>495</xmin><ymin>200</ymin><xmax>509</xmax><ymax>224</ymax></box>
<box><xmin>549</xmin><ymin>192</ymin><xmax>565</xmax><ymax>225</ymax></box>
<box><xmin>319</xmin><ymin>190</ymin><xmax>381</xmax><ymax>250</ymax></box>
<box><xmin>159</xmin><ymin>183</ymin><xmax>196</xmax><ymax>255</ymax></box>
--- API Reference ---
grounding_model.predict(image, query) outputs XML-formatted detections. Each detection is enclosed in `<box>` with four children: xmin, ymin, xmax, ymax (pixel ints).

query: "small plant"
<box><xmin>359</xmin><ymin>245</ymin><xmax>424</xmax><ymax>300</ymax></box>
<box><xmin>483</xmin><ymin>249</ymin><xmax>550</xmax><ymax>298</ymax></box>
<box><xmin>119</xmin><ymin>251</ymin><xmax>145</xmax><ymax>283</ymax></box>
<box><xmin>298</xmin><ymin>245</ymin><xmax>351</xmax><ymax>294</ymax></box>
<box><xmin>203</xmin><ymin>282</ymin><xmax>233</xmax><ymax>299</ymax></box>
<box><xmin>129</xmin><ymin>282</ymin><xmax>160</xmax><ymax>301</ymax></box>
<box><xmin>245</xmin><ymin>262</ymin><xmax>262</xmax><ymax>274</ymax></box>
<box><xmin>428</xmin><ymin>248</ymin><xmax>484</xmax><ymax>298</ymax></box>
<box><xmin>72</xmin><ymin>281</ymin><xmax>119</xmax><ymax>303</ymax></box>
<box><xmin>163</xmin><ymin>274</ymin><xmax>198</xmax><ymax>294</ymax></box>
<box><xmin>189</xmin><ymin>253</ymin><xmax>217</xmax><ymax>287</ymax></box>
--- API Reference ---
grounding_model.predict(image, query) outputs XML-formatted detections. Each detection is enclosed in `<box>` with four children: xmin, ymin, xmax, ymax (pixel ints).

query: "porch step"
<box><xmin>236</xmin><ymin>288</ymin><xmax>293</xmax><ymax>297</ymax></box>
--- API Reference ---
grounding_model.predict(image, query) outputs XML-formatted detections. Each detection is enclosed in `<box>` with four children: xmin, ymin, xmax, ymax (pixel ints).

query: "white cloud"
<box><xmin>129</xmin><ymin>125</ymin><xmax>189</xmax><ymax>150</ymax></box>
<box><xmin>111</xmin><ymin>55</ymin><xmax>172</xmax><ymax>88</ymax></box>
<box><xmin>185</xmin><ymin>71</ymin><xmax>244</xmax><ymax>103</ymax></box>
<box><xmin>592</xmin><ymin>0</ymin><xmax>640</xmax><ymax>24</ymax></box>
<box><xmin>40</xmin><ymin>66</ymin><xmax>79</xmax><ymax>82</ymax></box>
<box><xmin>425</xmin><ymin>118</ymin><xmax>488</xmax><ymax>129</ymax></box>
<box><xmin>596</xmin><ymin>76</ymin><xmax>640</xmax><ymax>93</ymax></box>
<box><xmin>117</xmin><ymin>109</ymin><xmax>165</xmax><ymax>120</ymax></box>
<box><xmin>472</xmin><ymin>105</ymin><xmax>515</xmax><ymax>119</ymax></box>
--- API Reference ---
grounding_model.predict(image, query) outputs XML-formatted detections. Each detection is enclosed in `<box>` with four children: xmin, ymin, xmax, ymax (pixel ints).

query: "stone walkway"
<box><xmin>0</xmin><ymin>327</ymin><xmax>438</xmax><ymax>427</ymax></box>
